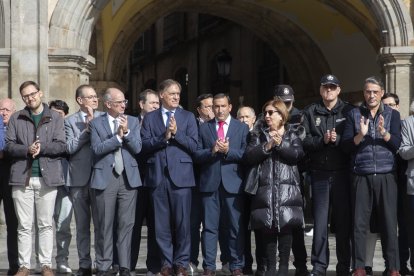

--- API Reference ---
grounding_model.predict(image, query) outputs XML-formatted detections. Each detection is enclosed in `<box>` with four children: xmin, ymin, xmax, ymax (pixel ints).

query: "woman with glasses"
<box><xmin>244</xmin><ymin>99</ymin><xmax>305</xmax><ymax>276</ymax></box>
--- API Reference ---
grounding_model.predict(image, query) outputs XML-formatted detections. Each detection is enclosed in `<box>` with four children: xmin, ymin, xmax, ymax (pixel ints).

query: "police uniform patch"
<box><xmin>315</xmin><ymin>117</ymin><xmax>321</xmax><ymax>126</ymax></box>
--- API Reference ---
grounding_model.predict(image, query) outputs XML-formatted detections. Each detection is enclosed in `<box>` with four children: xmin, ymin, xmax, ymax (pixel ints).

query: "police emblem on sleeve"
<box><xmin>315</xmin><ymin>117</ymin><xmax>321</xmax><ymax>126</ymax></box>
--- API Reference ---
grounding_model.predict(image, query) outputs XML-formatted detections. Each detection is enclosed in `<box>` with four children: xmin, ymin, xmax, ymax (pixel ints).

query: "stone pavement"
<box><xmin>0</xmin><ymin>223</ymin><xmax>387</xmax><ymax>276</ymax></box>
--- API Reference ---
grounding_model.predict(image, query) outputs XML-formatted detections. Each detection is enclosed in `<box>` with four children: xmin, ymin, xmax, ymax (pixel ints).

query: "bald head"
<box><xmin>0</xmin><ymin>98</ymin><xmax>16</xmax><ymax>125</ymax></box>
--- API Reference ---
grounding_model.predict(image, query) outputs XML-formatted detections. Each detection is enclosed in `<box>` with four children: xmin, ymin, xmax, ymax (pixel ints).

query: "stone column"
<box><xmin>49</xmin><ymin>49</ymin><xmax>95</xmax><ymax>113</ymax></box>
<box><xmin>10</xmin><ymin>0</ymin><xmax>48</xmax><ymax>108</ymax></box>
<box><xmin>379</xmin><ymin>46</ymin><xmax>414</xmax><ymax>118</ymax></box>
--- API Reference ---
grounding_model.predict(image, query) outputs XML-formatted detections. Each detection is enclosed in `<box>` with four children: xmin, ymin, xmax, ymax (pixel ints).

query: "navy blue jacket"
<box><xmin>341</xmin><ymin>103</ymin><xmax>401</xmax><ymax>175</ymax></box>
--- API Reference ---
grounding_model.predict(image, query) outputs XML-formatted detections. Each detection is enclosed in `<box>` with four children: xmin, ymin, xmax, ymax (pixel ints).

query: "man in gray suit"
<box><xmin>65</xmin><ymin>84</ymin><xmax>104</xmax><ymax>276</ymax></box>
<box><xmin>90</xmin><ymin>87</ymin><xmax>142</xmax><ymax>276</ymax></box>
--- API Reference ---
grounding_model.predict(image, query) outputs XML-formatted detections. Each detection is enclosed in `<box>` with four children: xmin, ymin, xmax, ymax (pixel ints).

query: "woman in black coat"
<box><xmin>245</xmin><ymin>100</ymin><xmax>305</xmax><ymax>276</ymax></box>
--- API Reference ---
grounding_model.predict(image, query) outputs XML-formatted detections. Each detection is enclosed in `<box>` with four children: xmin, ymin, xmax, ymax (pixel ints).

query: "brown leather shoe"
<box><xmin>353</xmin><ymin>268</ymin><xmax>367</xmax><ymax>276</ymax></box>
<box><xmin>41</xmin><ymin>265</ymin><xmax>55</xmax><ymax>276</ymax></box>
<box><xmin>232</xmin><ymin>269</ymin><xmax>244</xmax><ymax>276</ymax></box>
<box><xmin>175</xmin><ymin>266</ymin><xmax>188</xmax><ymax>276</ymax></box>
<box><xmin>203</xmin><ymin>269</ymin><xmax>216</xmax><ymax>276</ymax></box>
<box><xmin>160</xmin><ymin>266</ymin><xmax>173</xmax><ymax>276</ymax></box>
<box><xmin>389</xmin><ymin>271</ymin><xmax>401</xmax><ymax>276</ymax></box>
<box><xmin>14</xmin><ymin>267</ymin><xmax>29</xmax><ymax>276</ymax></box>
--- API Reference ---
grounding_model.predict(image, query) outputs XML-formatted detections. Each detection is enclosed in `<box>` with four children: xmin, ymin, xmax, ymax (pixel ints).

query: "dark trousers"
<box><xmin>254</xmin><ymin>230</ymin><xmax>267</xmax><ymax>271</ymax></box>
<box><xmin>292</xmin><ymin>226</ymin><xmax>308</xmax><ymax>270</ymax></box>
<box><xmin>261</xmin><ymin>230</ymin><xmax>292</xmax><ymax>276</ymax></box>
<box><xmin>352</xmin><ymin>173</ymin><xmax>399</xmax><ymax>271</ymax></box>
<box><xmin>151</xmin><ymin>178</ymin><xmax>192</xmax><ymax>269</ymax></box>
<box><xmin>397</xmin><ymin>183</ymin><xmax>414</xmax><ymax>269</ymax></box>
<box><xmin>130</xmin><ymin>187</ymin><xmax>161</xmax><ymax>272</ymax></box>
<box><xmin>0</xmin><ymin>165</ymin><xmax>18</xmax><ymax>271</ymax></box>
<box><xmin>190</xmin><ymin>187</ymin><xmax>202</xmax><ymax>266</ymax></box>
<box><xmin>242</xmin><ymin>195</ymin><xmax>253</xmax><ymax>269</ymax></box>
<box><xmin>201</xmin><ymin>185</ymin><xmax>245</xmax><ymax>271</ymax></box>
<box><xmin>311</xmin><ymin>170</ymin><xmax>351</xmax><ymax>274</ymax></box>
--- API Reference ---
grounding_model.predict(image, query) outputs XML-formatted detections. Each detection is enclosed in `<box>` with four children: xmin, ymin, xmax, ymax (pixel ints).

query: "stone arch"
<box><xmin>49</xmin><ymin>0</ymin><xmax>110</xmax><ymax>55</ymax></box>
<box><xmin>105</xmin><ymin>1</ymin><xmax>331</xmax><ymax>95</ymax></box>
<box><xmin>362</xmin><ymin>0</ymin><xmax>414</xmax><ymax>46</ymax></box>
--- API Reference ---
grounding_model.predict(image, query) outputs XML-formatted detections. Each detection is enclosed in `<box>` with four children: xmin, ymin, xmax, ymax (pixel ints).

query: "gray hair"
<box><xmin>237</xmin><ymin>106</ymin><xmax>255</xmax><ymax>118</ymax></box>
<box><xmin>364</xmin><ymin>76</ymin><xmax>384</xmax><ymax>90</ymax></box>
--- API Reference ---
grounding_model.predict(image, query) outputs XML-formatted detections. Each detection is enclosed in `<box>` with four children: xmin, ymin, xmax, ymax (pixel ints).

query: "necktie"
<box><xmin>166</xmin><ymin>111</ymin><xmax>172</xmax><ymax>128</ymax></box>
<box><xmin>113</xmin><ymin>119</ymin><xmax>124</xmax><ymax>175</ymax></box>
<box><xmin>218</xmin><ymin>121</ymin><xmax>225</xmax><ymax>140</ymax></box>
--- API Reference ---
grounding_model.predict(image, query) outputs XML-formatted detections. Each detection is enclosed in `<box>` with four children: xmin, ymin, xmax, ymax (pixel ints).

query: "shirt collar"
<box><xmin>161</xmin><ymin>106</ymin><xmax>176</xmax><ymax>115</ymax></box>
<box><xmin>215</xmin><ymin>115</ymin><xmax>231</xmax><ymax>125</ymax></box>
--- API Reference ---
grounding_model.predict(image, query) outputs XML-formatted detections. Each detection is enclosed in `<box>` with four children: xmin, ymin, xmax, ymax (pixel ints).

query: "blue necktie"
<box><xmin>166</xmin><ymin>111</ymin><xmax>172</xmax><ymax>128</ymax></box>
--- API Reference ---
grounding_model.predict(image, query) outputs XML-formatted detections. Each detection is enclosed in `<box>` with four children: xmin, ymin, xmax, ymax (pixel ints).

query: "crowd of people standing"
<box><xmin>0</xmin><ymin>74</ymin><xmax>413</xmax><ymax>276</ymax></box>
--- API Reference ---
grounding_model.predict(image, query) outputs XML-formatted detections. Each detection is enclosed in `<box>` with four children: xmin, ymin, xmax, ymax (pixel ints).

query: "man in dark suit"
<box><xmin>131</xmin><ymin>89</ymin><xmax>161</xmax><ymax>275</ymax></box>
<box><xmin>89</xmin><ymin>87</ymin><xmax>142</xmax><ymax>276</ymax></box>
<box><xmin>0</xmin><ymin>98</ymin><xmax>18</xmax><ymax>275</ymax></box>
<box><xmin>141</xmin><ymin>79</ymin><xmax>198</xmax><ymax>276</ymax></box>
<box><xmin>194</xmin><ymin>93</ymin><xmax>249</xmax><ymax>276</ymax></box>
<box><xmin>0</xmin><ymin>98</ymin><xmax>19</xmax><ymax>275</ymax></box>
<box><xmin>65</xmin><ymin>84</ymin><xmax>104</xmax><ymax>276</ymax></box>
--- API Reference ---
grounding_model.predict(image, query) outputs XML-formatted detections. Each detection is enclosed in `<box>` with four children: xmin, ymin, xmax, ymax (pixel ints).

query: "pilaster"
<box><xmin>379</xmin><ymin>46</ymin><xmax>414</xmax><ymax>118</ymax></box>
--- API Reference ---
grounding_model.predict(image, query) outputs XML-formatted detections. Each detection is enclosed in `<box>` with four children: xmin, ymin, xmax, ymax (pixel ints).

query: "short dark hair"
<box><xmin>19</xmin><ymin>81</ymin><xmax>40</xmax><ymax>93</ymax></box>
<box><xmin>213</xmin><ymin>93</ymin><xmax>231</xmax><ymax>105</ymax></box>
<box><xmin>139</xmin><ymin>89</ymin><xmax>158</xmax><ymax>103</ymax></box>
<box><xmin>75</xmin><ymin>84</ymin><xmax>95</xmax><ymax>99</ymax></box>
<box><xmin>195</xmin><ymin>93</ymin><xmax>213</xmax><ymax>108</ymax></box>
<box><xmin>158</xmin><ymin>79</ymin><xmax>181</xmax><ymax>93</ymax></box>
<box><xmin>49</xmin><ymin>100</ymin><xmax>69</xmax><ymax>115</ymax></box>
<box><xmin>382</xmin><ymin>92</ymin><xmax>399</xmax><ymax>105</ymax></box>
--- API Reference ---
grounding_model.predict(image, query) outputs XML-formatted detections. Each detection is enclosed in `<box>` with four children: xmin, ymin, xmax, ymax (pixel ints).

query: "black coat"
<box><xmin>244</xmin><ymin>120</ymin><xmax>305</xmax><ymax>231</ymax></box>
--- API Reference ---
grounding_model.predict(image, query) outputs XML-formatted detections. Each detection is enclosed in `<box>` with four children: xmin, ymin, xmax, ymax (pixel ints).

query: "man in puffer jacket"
<box><xmin>341</xmin><ymin>76</ymin><xmax>401</xmax><ymax>276</ymax></box>
<box><xmin>302</xmin><ymin>74</ymin><xmax>354</xmax><ymax>276</ymax></box>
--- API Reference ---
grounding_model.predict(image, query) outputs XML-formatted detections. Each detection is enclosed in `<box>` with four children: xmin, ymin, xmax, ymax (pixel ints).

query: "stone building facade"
<box><xmin>0</xmin><ymin>0</ymin><xmax>413</xmax><ymax>116</ymax></box>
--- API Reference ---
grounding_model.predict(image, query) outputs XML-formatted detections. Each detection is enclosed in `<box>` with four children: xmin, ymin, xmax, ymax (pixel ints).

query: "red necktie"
<box><xmin>218</xmin><ymin>121</ymin><xmax>225</xmax><ymax>140</ymax></box>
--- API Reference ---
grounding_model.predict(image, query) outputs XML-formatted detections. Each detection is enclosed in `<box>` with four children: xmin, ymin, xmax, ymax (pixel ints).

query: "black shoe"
<box><xmin>7</xmin><ymin>266</ymin><xmax>19</xmax><ymax>275</ymax></box>
<box><xmin>310</xmin><ymin>270</ymin><xmax>326</xmax><ymax>276</ymax></box>
<box><xmin>383</xmin><ymin>269</ymin><xmax>389</xmax><ymax>276</ymax></box>
<box><xmin>96</xmin><ymin>271</ymin><xmax>109</xmax><ymax>276</ymax></box>
<box><xmin>400</xmin><ymin>267</ymin><xmax>410</xmax><ymax>276</ymax></box>
<box><xmin>295</xmin><ymin>268</ymin><xmax>310</xmax><ymax>276</ymax></box>
<box><xmin>243</xmin><ymin>267</ymin><xmax>254</xmax><ymax>275</ymax></box>
<box><xmin>365</xmin><ymin>267</ymin><xmax>373</xmax><ymax>276</ymax></box>
<box><xmin>255</xmin><ymin>271</ymin><xmax>265</xmax><ymax>276</ymax></box>
<box><xmin>120</xmin><ymin>267</ymin><xmax>131</xmax><ymax>276</ymax></box>
<box><xmin>76</xmin><ymin>267</ymin><xmax>92</xmax><ymax>276</ymax></box>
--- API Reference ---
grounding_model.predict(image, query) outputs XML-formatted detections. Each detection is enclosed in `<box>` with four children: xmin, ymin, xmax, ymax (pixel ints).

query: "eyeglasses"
<box><xmin>21</xmin><ymin>90</ymin><xmax>40</xmax><ymax>101</ymax></box>
<box><xmin>81</xmin><ymin>95</ymin><xmax>98</xmax><ymax>100</ymax></box>
<box><xmin>322</xmin><ymin>84</ymin><xmax>338</xmax><ymax>90</ymax></box>
<box><xmin>264</xmin><ymin>110</ymin><xmax>280</xmax><ymax>116</ymax></box>
<box><xmin>110</xmin><ymin>100</ymin><xmax>128</xmax><ymax>105</ymax></box>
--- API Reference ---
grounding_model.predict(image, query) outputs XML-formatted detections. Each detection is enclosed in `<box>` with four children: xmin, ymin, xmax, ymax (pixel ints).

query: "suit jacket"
<box><xmin>194</xmin><ymin>117</ymin><xmax>249</xmax><ymax>194</ymax></box>
<box><xmin>141</xmin><ymin>107</ymin><xmax>198</xmax><ymax>188</ymax></box>
<box><xmin>89</xmin><ymin>113</ymin><xmax>142</xmax><ymax>190</ymax></box>
<box><xmin>65</xmin><ymin>110</ymin><xmax>105</xmax><ymax>187</ymax></box>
